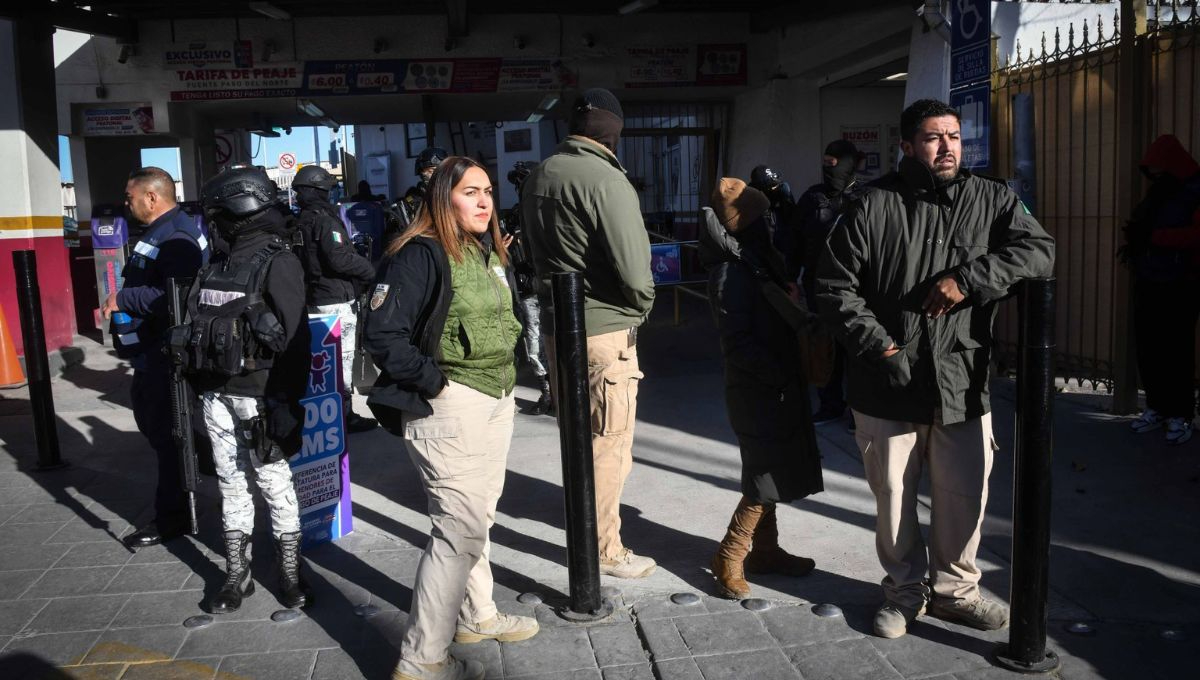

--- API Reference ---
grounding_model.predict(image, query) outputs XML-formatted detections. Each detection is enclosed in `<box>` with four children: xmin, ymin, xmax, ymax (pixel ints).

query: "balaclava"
<box><xmin>823</xmin><ymin>139</ymin><xmax>860</xmax><ymax>193</ymax></box>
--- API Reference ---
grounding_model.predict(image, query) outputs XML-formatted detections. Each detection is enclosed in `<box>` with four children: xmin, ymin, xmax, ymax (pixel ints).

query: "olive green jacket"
<box><xmin>521</xmin><ymin>137</ymin><xmax>655</xmax><ymax>336</ymax></box>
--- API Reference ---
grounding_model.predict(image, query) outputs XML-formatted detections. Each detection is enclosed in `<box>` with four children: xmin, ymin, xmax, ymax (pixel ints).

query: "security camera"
<box><xmin>513</xmin><ymin>36</ymin><xmax>526</xmax><ymax>50</ymax></box>
<box><xmin>117</xmin><ymin>44</ymin><xmax>136</xmax><ymax>64</ymax></box>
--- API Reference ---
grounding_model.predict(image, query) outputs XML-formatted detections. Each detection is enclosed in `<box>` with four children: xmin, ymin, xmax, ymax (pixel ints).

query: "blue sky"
<box><xmin>58</xmin><ymin>125</ymin><xmax>355</xmax><ymax>183</ymax></box>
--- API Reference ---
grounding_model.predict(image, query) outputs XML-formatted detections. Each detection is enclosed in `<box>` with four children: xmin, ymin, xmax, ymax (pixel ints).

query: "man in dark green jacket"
<box><xmin>816</xmin><ymin>99</ymin><xmax>1055</xmax><ymax>640</ymax></box>
<box><xmin>522</xmin><ymin>88</ymin><xmax>657</xmax><ymax>579</ymax></box>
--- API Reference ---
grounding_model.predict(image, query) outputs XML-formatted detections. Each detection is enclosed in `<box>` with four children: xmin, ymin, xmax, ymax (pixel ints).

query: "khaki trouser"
<box><xmin>545</xmin><ymin>328</ymin><xmax>643</xmax><ymax>560</ymax></box>
<box><xmin>398</xmin><ymin>381</ymin><xmax>515</xmax><ymax>665</ymax></box>
<box><xmin>852</xmin><ymin>410</ymin><xmax>996</xmax><ymax>609</ymax></box>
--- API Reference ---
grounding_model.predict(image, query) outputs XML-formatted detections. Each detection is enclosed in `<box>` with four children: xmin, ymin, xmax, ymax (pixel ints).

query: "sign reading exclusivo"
<box><xmin>290</xmin><ymin>314</ymin><xmax>353</xmax><ymax>547</ymax></box>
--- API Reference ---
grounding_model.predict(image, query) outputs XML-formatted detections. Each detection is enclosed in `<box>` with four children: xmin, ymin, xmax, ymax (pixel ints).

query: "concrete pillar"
<box><xmin>179</xmin><ymin>136</ymin><xmax>201</xmax><ymax>200</ymax></box>
<box><xmin>0</xmin><ymin>18</ymin><xmax>75</xmax><ymax>356</ymax></box>
<box><xmin>904</xmin><ymin>8</ymin><xmax>951</xmax><ymax>106</ymax></box>
<box><xmin>729</xmin><ymin>78</ymin><xmax>823</xmax><ymax>191</ymax></box>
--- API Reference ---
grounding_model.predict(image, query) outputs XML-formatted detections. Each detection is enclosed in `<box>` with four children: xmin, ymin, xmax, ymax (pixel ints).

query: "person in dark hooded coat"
<box><xmin>1123</xmin><ymin>134</ymin><xmax>1200</xmax><ymax>445</ymax></box>
<box><xmin>699</xmin><ymin>177</ymin><xmax>824</xmax><ymax>600</ymax></box>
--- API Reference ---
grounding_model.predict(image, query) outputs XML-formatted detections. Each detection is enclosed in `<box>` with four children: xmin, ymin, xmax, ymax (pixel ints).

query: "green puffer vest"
<box><xmin>438</xmin><ymin>241</ymin><xmax>523</xmax><ymax>398</ymax></box>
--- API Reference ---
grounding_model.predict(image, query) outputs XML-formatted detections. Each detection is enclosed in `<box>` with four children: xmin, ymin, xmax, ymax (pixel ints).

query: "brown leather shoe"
<box><xmin>744</xmin><ymin>504</ymin><xmax>816</xmax><ymax>577</ymax></box>
<box><xmin>711</xmin><ymin>497</ymin><xmax>764</xmax><ymax>599</ymax></box>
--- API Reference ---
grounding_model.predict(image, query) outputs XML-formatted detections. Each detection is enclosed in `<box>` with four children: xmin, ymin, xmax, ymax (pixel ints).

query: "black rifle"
<box><xmin>351</xmin><ymin>233</ymin><xmax>376</xmax><ymax>390</ymax></box>
<box><xmin>165</xmin><ymin>277</ymin><xmax>200</xmax><ymax>535</ymax></box>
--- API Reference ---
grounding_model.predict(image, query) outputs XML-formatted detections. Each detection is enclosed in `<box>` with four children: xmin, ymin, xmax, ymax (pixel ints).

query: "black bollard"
<box><xmin>995</xmin><ymin>278</ymin><xmax>1059</xmax><ymax>674</ymax></box>
<box><xmin>12</xmin><ymin>250</ymin><xmax>66</xmax><ymax>471</ymax></box>
<box><xmin>552</xmin><ymin>271</ymin><xmax>612</xmax><ymax>622</ymax></box>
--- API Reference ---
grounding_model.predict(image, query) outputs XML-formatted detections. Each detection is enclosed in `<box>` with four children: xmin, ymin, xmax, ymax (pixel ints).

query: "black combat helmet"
<box><xmin>201</xmin><ymin>165</ymin><xmax>277</xmax><ymax>217</ymax></box>
<box><xmin>749</xmin><ymin>165</ymin><xmax>782</xmax><ymax>191</ymax></box>
<box><xmin>414</xmin><ymin>146</ymin><xmax>448</xmax><ymax>175</ymax></box>
<box><xmin>293</xmin><ymin>164</ymin><xmax>337</xmax><ymax>191</ymax></box>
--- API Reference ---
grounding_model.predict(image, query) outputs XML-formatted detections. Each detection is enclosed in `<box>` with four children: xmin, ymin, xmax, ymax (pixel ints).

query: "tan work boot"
<box><xmin>453</xmin><ymin>612</ymin><xmax>540</xmax><ymax>643</ymax></box>
<box><xmin>600</xmin><ymin>548</ymin><xmax>657</xmax><ymax>579</ymax></box>
<box><xmin>392</xmin><ymin>654</ymin><xmax>483</xmax><ymax>680</ymax></box>
<box><xmin>928</xmin><ymin>596</ymin><xmax>1010</xmax><ymax>631</ymax></box>
<box><xmin>873</xmin><ymin>601</ymin><xmax>925</xmax><ymax>639</ymax></box>
<box><xmin>744</xmin><ymin>504</ymin><xmax>816</xmax><ymax>577</ymax></box>
<box><xmin>710</xmin><ymin>496</ymin><xmax>765</xmax><ymax>599</ymax></box>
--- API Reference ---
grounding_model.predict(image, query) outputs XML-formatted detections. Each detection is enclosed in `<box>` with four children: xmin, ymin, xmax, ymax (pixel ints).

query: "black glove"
<box><xmin>263</xmin><ymin>398</ymin><xmax>304</xmax><ymax>462</ymax></box>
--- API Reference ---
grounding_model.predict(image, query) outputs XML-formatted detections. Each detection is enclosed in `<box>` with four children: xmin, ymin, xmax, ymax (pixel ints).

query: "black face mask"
<box><xmin>823</xmin><ymin>157</ymin><xmax>857</xmax><ymax>192</ymax></box>
<box><xmin>295</xmin><ymin>186</ymin><xmax>329</xmax><ymax>208</ymax></box>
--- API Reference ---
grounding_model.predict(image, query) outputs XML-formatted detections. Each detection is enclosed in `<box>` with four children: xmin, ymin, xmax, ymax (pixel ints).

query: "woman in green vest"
<box><xmin>363</xmin><ymin>156</ymin><xmax>535</xmax><ymax>680</ymax></box>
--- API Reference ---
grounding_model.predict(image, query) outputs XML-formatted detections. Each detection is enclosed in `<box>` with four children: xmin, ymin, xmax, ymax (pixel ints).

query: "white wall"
<box><xmin>355</xmin><ymin>121</ymin><xmax>498</xmax><ymax>201</ymax></box>
<box><xmin>820</xmin><ymin>87</ymin><xmax>907</xmax><ymax>183</ymax></box>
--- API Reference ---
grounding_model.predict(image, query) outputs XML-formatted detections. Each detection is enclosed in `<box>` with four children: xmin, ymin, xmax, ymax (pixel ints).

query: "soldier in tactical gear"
<box><xmin>796</xmin><ymin>140</ymin><xmax>866</xmax><ymax>426</ymax></box>
<box><xmin>398</xmin><ymin>146</ymin><xmax>448</xmax><ymax>227</ymax></box>
<box><xmin>749</xmin><ymin>164</ymin><xmax>797</xmax><ymax>271</ymax></box>
<box><xmin>503</xmin><ymin>161</ymin><xmax>552</xmax><ymax>415</ymax></box>
<box><xmin>191</xmin><ymin>164</ymin><xmax>312</xmax><ymax>613</ymax></box>
<box><xmin>293</xmin><ymin>165</ymin><xmax>378</xmax><ymax>432</ymax></box>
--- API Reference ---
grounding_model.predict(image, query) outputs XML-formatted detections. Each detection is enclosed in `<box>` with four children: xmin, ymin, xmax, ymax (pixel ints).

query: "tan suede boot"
<box><xmin>710</xmin><ymin>497</ymin><xmax>764</xmax><ymax>599</ymax></box>
<box><xmin>744</xmin><ymin>504</ymin><xmax>816</xmax><ymax>577</ymax></box>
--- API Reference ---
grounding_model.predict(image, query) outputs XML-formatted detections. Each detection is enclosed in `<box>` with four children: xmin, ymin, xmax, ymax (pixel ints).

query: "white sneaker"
<box><xmin>599</xmin><ymin>548</ymin><xmax>656</xmax><ymax>579</ymax></box>
<box><xmin>1165</xmin><ymin>417</ymin><xmax>1193</xmax><ymax>445</ymax></box>
<box><xmin>392</xmin><ymin>655</ymin><xmax>483</xmax><ymax>680</ymax></box>
<box><xmin>1131</xmin><ymin>408</ymin><xmax>1164</xmax><ymax>433</ymax></box>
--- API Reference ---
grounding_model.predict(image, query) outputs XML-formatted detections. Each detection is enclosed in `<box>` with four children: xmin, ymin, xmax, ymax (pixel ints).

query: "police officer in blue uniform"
<box><xmin>102</xmin><ymin>167</ymin><xmax>210</xmax><ymax>549</ymax></box>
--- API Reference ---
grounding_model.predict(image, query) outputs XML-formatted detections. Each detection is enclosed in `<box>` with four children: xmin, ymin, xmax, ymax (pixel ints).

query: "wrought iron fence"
<box><xmin>989</xmin><ymin>1</ymin><xmax>1200</xmax><ymax>391</ymax></box>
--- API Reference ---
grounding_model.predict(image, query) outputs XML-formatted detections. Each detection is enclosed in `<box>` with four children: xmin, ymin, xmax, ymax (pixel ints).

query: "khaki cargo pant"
<box><xmin>852</xmin><ymin>410</ymin><xmax>997</xmax><ymax>609</ymax></box>
<box><xmin>398</xmin><ymin>381</ymin><xmax>515</xmax><ymax>665</ymax></box>
<box><xmin>545</xmin><ymin>327</ymin><xmax>643</xmax><ymax>560</ymax></box>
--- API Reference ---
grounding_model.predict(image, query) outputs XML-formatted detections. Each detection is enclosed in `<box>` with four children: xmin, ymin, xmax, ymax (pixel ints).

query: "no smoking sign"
<box><xmin>278</xmin><ymin>152</ymin><xmax>297</xmax><ymax>170</ymax></box>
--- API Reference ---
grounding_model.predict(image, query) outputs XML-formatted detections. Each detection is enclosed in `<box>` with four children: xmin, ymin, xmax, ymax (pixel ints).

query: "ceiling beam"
<box><xmin>0</xmin><ymin>3</ymin><xmax>138</xmax><ymax>43</ymax></box>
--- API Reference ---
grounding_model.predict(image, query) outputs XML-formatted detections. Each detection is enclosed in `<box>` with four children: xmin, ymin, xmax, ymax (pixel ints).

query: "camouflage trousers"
<box><xmin>201</xmin><ymin>392</ymin><xmax>300</xmax><ymax>539</ymax></box>
<box><xmin>310</xmin><ymin>301</ymin><xmax>356</xmax><ymax>392</ymax></box>
<box><xmin>520</xmin><ymin>295</ymin><xmax>548</xmax><ymax>379</ymax></box>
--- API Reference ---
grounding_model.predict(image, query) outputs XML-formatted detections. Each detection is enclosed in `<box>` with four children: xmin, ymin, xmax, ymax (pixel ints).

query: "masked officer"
<box><xmin>293</xmin><ymin>164</ymin><xmax>378</xmax><ymax>432</ymax></box>
<box><xmin>504</xmin><ymin>161</ymin><xmax>552</xmax><ymax>415</ymax></box>
<box><xmin>749</xmin><ymin>165</ymin><xmax>797</xmax><ymax>274</ymax></box>
<box><xmin>398</xmin><ymin>146</ymin><xmax>448</xmax><ymax>227</ymax></box>
<box><xmin>190</xmin><ymin>165</ymin><xmax>312</xmax><ymax>613</ymax></box>
<box><xmin>102</xmin><ymin>166</ymin><xmax>210</xmax><ymax>549</ymax></box>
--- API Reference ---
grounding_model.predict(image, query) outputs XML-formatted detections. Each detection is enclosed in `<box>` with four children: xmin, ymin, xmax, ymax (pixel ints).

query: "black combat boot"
<box><xmin>344</xmin><ymin>391</ymin><xmax>378</xmax><ymax>433</ymax></box>
<box><xmin>210</xmin><ymin>530</ymin><xmax>254</xmax><ymax>613</ymax></box>
<box><xmin>276</xmin><ymin>531</ymin><xmax>311</xmax><ymax>609</ymax></box>
<box><xmin>531</xmin><ymin>378</ymin><xmax>553</xmax><ymax>416</ymax></box>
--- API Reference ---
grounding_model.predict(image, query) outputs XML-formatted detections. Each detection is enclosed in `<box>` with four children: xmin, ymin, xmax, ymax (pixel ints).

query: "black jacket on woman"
<box><xmin>698</xmin><ymin>208</ymin><xmax>824</xmax><ymax>504</ymax></box>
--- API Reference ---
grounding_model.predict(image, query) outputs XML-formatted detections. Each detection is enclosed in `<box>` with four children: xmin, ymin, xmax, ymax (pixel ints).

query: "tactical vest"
<box><xmin>113</xmin><ymin>212</ymin><xmax>210</xmax><ymax>359</ymax></box>
<box><xmin>180</xmin><ymin>244</ymin><xmax>286</xmax><ymax>377</ymax></box>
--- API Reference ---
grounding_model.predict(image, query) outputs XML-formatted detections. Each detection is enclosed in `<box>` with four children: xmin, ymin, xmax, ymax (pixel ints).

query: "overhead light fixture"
<box><xmin>618</xmin><ymin>0</ymin><xmax>659</xmax><ymax>15</ymax></box>
<box><xmin>525</xmin><ymin>112</ymin><xmax>545</xmax><ymax>123</ymax></box>
<box><xmin>249</xmin><ymin>2</ymin><xmax>292</xmax><ymax>21</ymax></box>
<box><xmin>537</xmin><ymin>94</ymin><xmax>559</xmax><ymax>111</ymax></box>
<box><xmin>296</xmin><ymin>99</ymin><xmax>325</xmax><ymax>118</ymax></box>
<box><xmin>883</xmin><ymin>72</ymin><xmax>908</xmax><ymax>81</ymax></box>
<box><xmin>250</xmin><ymin>128</ymin><xmax>281</xmax><ymax>138</ymax></box>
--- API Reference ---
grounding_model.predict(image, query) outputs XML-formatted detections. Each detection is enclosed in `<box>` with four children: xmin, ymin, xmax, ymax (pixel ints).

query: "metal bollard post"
<box><xmin>12</xmin><ymin>251</ymin><xmax>67</xmax><ymax>471</ymax></box>
<box><xmin>552</xmin><ymin>272</ymin><xmax>613</xmax><ymax>622</ymax></box>
<box><xmin>995</xmin><ymin>278</ymin><xmax>1060</xmax><ymax>673</ymax></box>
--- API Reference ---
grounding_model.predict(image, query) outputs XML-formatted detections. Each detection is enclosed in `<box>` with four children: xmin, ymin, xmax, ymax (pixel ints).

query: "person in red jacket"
<box><xmin>1124</xmin><ymin>134</ymin><xmax>1200</xmax><ymax>445</ymax></box>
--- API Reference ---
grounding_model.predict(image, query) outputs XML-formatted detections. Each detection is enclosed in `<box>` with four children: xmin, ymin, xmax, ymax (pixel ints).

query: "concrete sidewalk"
<box><xmin>0</xmin><ymin>299</ymin><xmax>1197</xmax><ymax>680</ymax></box>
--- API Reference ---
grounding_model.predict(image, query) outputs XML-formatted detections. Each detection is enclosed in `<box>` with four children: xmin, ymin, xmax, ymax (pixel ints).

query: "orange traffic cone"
<box><xmin>0</xmin><ymin>304</ymin><xmax>27</xmax><ymax>389</ymax></box>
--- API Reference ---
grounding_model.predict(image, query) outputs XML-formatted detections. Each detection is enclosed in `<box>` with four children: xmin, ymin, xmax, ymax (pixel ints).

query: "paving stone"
<box><xmin>21</xmin><ymin>594</ymin><xmax>128</xmax><ymax>634</ymax></box>
<box><xmin>176</xmin><ymin>620</ymin><xmax>276</xmax><ymax>658</ymax></box>
<box><xmin>264</xmin><ymin>615</ymin><xmax>343</xmax><ymax>651</ymax></box>
<box><xmin>653</xmin><ymin>657</ymin><xmax>705</xmax><ymax>680</ymax></box>
<box><xmin>21</xmin><ymin>566</ymin><xmax>120</xmax><ymax>599</ymax></box>
<box><xmin>0</xmin><ymin>472</ymin><xmax>36</xmax><ymax>489</ymax></box>
<box><xmin>119</xmin><ymin>657</ymin><xmax>221</xmax><ymax>679</ymax></box>
<box><xmin>82</xmin><ymin>500</ymin><xmax>148</xmax><ymax>522</ymax></box>
<box><xmin>0</xmin><ymin>630</ymin><xmax>101</xmax><ymax>666</ymax></box>
<box><xmin>109</xmin><ymin>591</ymin><xmax>210</xmax><ymax>628</ymax></box>
<box><xmin>311</xmin><ymin>646</ymin><xmax>394</xmax><ymax>680</ymax></box>
<box><xmin>218</xmin><ymin>649</ymin><xmax>319</xmax><ymax>678</ymax></box>
<box><xmin>0</xmin><ymin>543</ymin><xmax>69</xmax><ymax>571</ymax></box>
<box><xmin>104</xmin><ymin>563</ymin><xmax>193</xmax><ymax>594</ymax></box>
<box><xmin>602</xmin><ymin>663</ymin><xmax>656</xmax><ymax>680</ymax></box>
<box><xmin>0</xmin><ymin>485</ymin><xmax>60</xmax><ymax>505</ymax></box>
<box><xmin>447</xmin><ymin>638</ymin><xmax>504</xmax><ymax>679</ymax></box>
<box><xmin>8</xmin><ymin>502</ymin><xmax>87</xmax><ymax>524</ymax></box>
<box><xmin>45</xmin><ymin>519</ymin><xmax>131</xmax><ymax>544</ymax></box>
<box><xmin>672</xmin><ymin>611</ymin><xmax>777</xmax><ymax>656</ymax></box>
<box><xmin>0</xmin><ymin>569</ymin><xmax>41</xmax><ymax>599</ymax></box>
<box><xmin>0</xmin><ymin>598</ymin><xmax>48</xmax><ymax>635</ymax></box>
<box><xmin>784</xmin><ymin>638</ymin><xmax>903</xmax><ymax>680</ymax></box>
<box><xmin>58</xmin><ymin>664</ymin><xmax>125</xmax><ymax>680</ymax></box>
<box><xmin>501</xmin><ymin>624</ymin><xmax>597</xmax><ymax>677</ymax></box>
<box><xmin>0</xmin><ymin>521</ymin><xmax>67</xmax><ymax>545</ymax></box>
<box><xmin>759</xmin><ymin>603</ymin><xmax>863</xmax><ymax>647</ymax></box>
<box><xmin>507</xmin><ymin>671</ymin><xmax>601</xmax><ymax>680</ymax></box>
<box><xmin>82</xmin><ymin>625</ymin><xmax>189</xmax><ymax>665</ymax></box>
<box><xmin>587</xmin><ymin>623</ymin><xmax>648</xmax><ymax>667</ymax></box>
<box><xmin>0</xmin><ymin>505</ymin><xmax>24</xmax><ymax>526</ymax></box>
<box><xmin>55</xmin><ymin>542</ymin><xmax>135</xmax><ymax>568</ymax></box>
<box><xmin>870</xmin><ymin>623</ymin><xmax>997</xmax><ymax>677</ymax></box>
<box><xmin>632</xmin><ymin>595</ymin><xmax>719</xmax><ymax>622</ymax></box>
<box><xmin>637</xmin><ymin>619</ymin><xmax>689</xmax><ymax>661</ymax></box>
<box><xmin>693</xmin><ymin>648</ymin><xmax>802</xmax><ymax>680</ymax></box>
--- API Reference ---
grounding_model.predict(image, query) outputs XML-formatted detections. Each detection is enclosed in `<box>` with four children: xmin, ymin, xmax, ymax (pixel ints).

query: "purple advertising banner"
<box><xmin>291</xmin><ymin>314</ymin><xmax>353</xmax><ymax>547</ymax></box>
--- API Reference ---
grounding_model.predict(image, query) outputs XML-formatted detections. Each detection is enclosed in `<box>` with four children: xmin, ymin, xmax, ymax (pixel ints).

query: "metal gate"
<box><xmin>990</xmin><ymin>1</ymin><xmax>1200</xmax><ymax>394</ymax></box>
